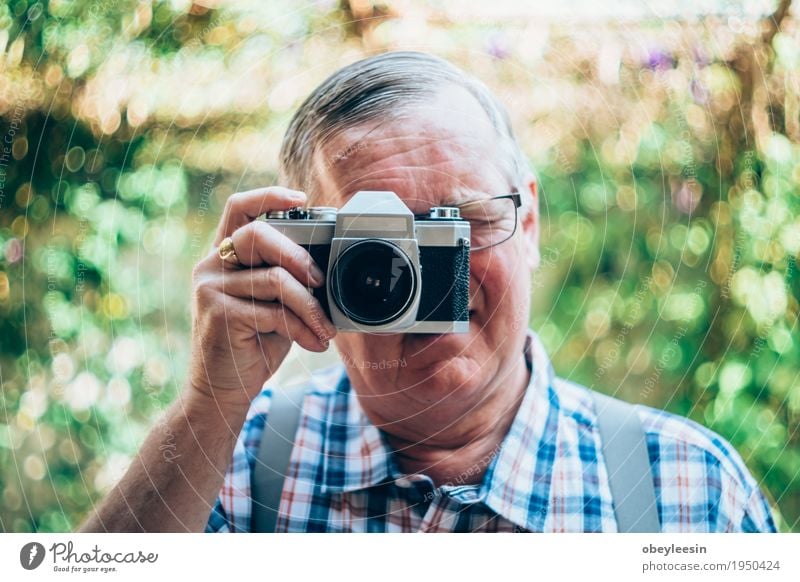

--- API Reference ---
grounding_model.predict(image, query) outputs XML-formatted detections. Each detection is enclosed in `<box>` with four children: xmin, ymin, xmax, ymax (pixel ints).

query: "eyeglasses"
<box><xmin>454</xmin><ymin>190</ymin><xmax>522</xmax><ymax>252</ymax></box>
<box><xmin>415</xmin><ymin>191</ymin><xmax>522</xmax><ymax>252</ymax></box>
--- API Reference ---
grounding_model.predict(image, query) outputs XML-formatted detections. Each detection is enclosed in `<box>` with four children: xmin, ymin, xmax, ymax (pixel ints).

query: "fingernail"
<box><xmin>310</xmin><ymin>263</ymin><xmax>325</xmax><ymax>285</ymax></box>
<box><xmin>318</xmin><ymin>324</ymin><xmax>337</xmax><ymax>341</ymax></box>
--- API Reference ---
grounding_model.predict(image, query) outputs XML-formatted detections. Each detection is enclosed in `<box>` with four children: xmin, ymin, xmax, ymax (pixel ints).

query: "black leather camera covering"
<box><xmin>417</xmin><ymin>244</ymin><xmax>469</xmax><ymax>323</ymax></box>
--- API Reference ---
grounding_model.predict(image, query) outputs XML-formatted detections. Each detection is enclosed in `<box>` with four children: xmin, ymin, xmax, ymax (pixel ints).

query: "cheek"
<box><xmin>470</xmin><ymin>251</ymin><xmax>531</xmax><ymax>321</ymax></box>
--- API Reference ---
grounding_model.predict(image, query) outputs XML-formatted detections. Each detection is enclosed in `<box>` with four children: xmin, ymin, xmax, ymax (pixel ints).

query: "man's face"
<box><xmin>311</xmin><ymin>84</ymin><xmax>539</xmax><ymax>424</ymax></box>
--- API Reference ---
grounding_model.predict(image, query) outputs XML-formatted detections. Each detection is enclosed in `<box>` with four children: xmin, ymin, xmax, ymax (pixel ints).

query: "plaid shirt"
<box><xmin>207</xmin><ymin>331</ymin><xmax>776</xmax><ymax>533</ymax></box>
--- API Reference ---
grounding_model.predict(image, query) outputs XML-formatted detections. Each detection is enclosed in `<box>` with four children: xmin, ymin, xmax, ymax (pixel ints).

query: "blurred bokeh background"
<box><xmin>1</xmin><ymin>0</ymin><xmax>799</xmax><ymax>532</ymax></box>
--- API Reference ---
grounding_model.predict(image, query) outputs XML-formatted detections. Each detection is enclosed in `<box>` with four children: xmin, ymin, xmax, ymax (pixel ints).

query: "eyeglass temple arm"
<box><xmin>411</xmin><ymin>192</ymin><xmax>522</xmax><ymax>219</ymax></box>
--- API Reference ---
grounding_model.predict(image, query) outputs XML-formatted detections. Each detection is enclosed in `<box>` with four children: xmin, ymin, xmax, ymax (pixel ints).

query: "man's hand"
<box><xmin>188</xmin><ymin>186</ymin><xmax>337</xmax><ymax>412</ymax></box>
<box><xmin>79</xmin><ymin>186</ymin><xmax>337</xmax><ymax>532</ymax></box>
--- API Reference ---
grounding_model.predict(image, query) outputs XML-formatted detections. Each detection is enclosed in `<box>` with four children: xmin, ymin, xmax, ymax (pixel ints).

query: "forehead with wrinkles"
<box><xmin>310</xmin><ymin>84</ymin><xmax>512</xmax><ymax>214</ymax></box>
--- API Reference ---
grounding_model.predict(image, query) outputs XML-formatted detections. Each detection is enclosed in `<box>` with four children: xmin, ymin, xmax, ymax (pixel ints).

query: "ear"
<box><xmin>519</xmin><ymin>174</ymin><xmax>540</xmax><ymax>271</ymax></box>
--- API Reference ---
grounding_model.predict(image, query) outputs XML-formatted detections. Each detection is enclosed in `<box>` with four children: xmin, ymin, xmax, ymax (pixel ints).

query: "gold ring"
<box><xmin>218</xmin><ymin>237</ymin><xmax>240</xmax><ymax>265</ymax></box>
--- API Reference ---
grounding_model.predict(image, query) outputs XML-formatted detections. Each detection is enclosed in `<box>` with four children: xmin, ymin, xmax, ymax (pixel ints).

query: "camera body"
<box><xmin>263</xmin><ymin>190</ymin><xmax>470</xmax><ymax>333</ymax></box>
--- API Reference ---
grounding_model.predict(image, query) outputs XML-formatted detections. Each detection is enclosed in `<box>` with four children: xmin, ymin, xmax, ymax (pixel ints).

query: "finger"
<box><xmin>228</xmin><ymin>221</ymin><xmax>325</xmax><ymax>287</ymax></box>
<box><xmin>229</xmin><ymin>297</ymin><xmax>328</xmax><ymax>352</ymax></box>
<box><xmin>219</xmin><ymin>267</ymin><xmax>337</xmax><ymax>340</ymax></box>
<box><xmin>214</xmin><ymin>187</ymin><xmax>307</xmax><ymax>245</ymax></box>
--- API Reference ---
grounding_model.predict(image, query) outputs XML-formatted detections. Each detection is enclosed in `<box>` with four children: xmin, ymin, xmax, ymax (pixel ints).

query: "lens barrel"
<box><xmin>329</xmin><ymin>239</ymin><xmax>417</xmax><ymax>326</ymax></box>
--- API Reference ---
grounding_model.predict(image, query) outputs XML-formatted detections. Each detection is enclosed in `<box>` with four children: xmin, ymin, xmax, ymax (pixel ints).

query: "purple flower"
<box><xmin>645</xmin><ymin>48</ymin><xmax>674</xmax><ymax>71</ymax></box>
<box><xmin>486</xmin><ymin>33</ymin><xmax>510</xmax><ymax>60</ymax></box>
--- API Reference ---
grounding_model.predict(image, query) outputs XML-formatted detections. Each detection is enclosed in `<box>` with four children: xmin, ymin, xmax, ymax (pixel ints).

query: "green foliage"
<box><xmin>1</xmin><ymin>1</ymin><xmax>798</xmax><ymax>532</ymax></box>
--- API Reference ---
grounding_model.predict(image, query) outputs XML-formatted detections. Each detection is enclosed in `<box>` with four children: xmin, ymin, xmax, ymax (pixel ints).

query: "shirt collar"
<box><xmin>318</xmin><ymin>330</ymin><xmax>559</xmax><ymax>531</ymax></box>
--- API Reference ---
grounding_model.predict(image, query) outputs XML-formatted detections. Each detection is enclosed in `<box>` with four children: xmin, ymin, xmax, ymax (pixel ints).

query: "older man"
<box><xmin>82</xmin><ymin>52</ymin><xmax>776</xmax><ymax>533</ymax></box>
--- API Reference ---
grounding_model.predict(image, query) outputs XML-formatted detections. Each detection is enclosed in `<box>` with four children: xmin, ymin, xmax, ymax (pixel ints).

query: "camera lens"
<box><xmin>330</xmin><ymin>240</ymin><xmax>417</xmax><ymax>326</ymax></box>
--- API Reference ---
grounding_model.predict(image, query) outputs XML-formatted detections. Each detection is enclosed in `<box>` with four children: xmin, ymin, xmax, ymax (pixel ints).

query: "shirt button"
<box><xmin>395</xmin><ymin>477</ymin><xmax>413</xmax><ymax>488</ymax></box>
<box><xmin>394</xmin><ymin>474</ymin><xmax>431</xmax><ymax>488</ymax></box>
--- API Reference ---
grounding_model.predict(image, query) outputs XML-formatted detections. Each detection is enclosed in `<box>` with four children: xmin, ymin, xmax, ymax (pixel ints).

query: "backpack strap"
<box><xmin>592</xmin><ymin>391</ymin><xmax>661</xmax><ymax>532</ymax></box>
<box><xmin>251</xmin><ymin>383</ymin><xmax>306</xmax><ymax>533</ymax></box>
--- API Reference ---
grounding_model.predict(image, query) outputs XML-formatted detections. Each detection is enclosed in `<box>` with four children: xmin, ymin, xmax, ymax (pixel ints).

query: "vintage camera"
<box><xmin>264</xmin><ymin>190</ymin><xmax>470</xmax><ymax>333</ymax></box>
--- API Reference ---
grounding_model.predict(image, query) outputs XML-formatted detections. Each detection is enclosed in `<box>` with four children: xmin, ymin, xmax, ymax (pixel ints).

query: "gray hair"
<box><xmin>278</xmin><ymin>51</ymin><xmax>530</xmax><ymax>204</ymax></box>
